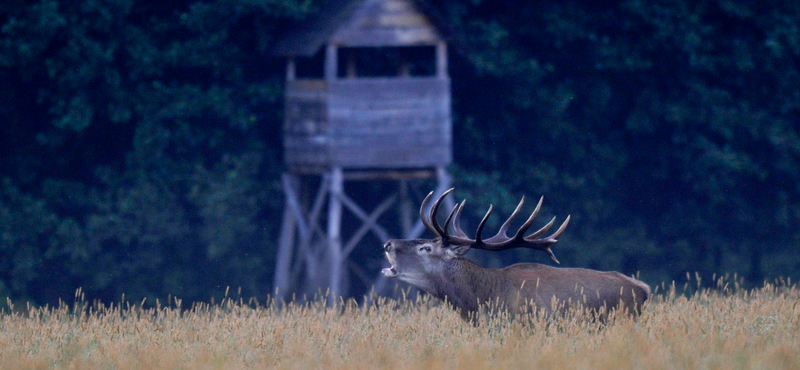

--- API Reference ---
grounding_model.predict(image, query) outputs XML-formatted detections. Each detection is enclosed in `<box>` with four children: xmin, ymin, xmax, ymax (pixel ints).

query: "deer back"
<box><xmin>502</xmin><ymin>263</ymin><xmax>651</xmax><ymax>315</ymax></box>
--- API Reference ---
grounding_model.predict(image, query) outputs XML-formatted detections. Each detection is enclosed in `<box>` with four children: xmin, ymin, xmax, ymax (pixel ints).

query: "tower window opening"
<box><xmin>337</xmin><ymin>46</ymin><xmax>436</xmax><ymax>78</ymax></box>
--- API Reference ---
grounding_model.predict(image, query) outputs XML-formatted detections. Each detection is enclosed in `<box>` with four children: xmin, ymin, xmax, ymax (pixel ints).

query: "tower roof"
<box><xmin>272</xmin><ymin>0</ymin><xmax>452</xmax><ymax>57</ymax></box>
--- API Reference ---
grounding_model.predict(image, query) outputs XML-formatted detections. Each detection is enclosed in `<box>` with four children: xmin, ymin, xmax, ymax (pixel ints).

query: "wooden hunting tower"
<box><xmin>272</xmin><ymin>0</ymin><xmax>455</xmax><ymax>299</ymax></box>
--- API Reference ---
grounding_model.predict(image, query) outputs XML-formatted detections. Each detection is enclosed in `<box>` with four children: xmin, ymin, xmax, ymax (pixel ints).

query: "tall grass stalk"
<box><xmin>1</xmin><ymin>279</ymin><xmax>798</xmax><ymax>369</ymax></box>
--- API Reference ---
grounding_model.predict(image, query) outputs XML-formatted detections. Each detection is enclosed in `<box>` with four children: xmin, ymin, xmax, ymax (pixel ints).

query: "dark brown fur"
<box><xmin>382</xmin><ymin>189</ymin><xmax>651</xmax><ymax>320</ymax></box>
<box><xmin>383</xmin><ymin>238</ymin><xmax>650</xmax><ymax>319</ymax></box>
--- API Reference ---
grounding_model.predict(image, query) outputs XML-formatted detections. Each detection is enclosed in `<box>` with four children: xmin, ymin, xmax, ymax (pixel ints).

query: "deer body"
<box><xmin>385</xmin><ymin>239</ymin><xmax>649</xmax><ymax>318</ymax></box>
<box><xmin>382</xmin><ymin>189</ymin><xmax>651</xmax><ymax>319</ymax></box>
<box><xmin>503</xmin><ymin>263</ymin><xmax>650</xmax><ymax>314</ymax></box>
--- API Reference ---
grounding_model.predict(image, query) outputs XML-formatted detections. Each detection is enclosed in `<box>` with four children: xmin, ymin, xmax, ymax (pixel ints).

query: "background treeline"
<box><xmin>1</xmin><ymin>0</ymin><xmax>798</xmax><ymax>306</ymax></box>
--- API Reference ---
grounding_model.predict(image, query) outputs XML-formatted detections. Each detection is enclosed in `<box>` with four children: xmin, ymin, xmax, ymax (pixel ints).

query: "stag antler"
<box><xmin>420</xmin><ymin>188</ymin><xmax>569</xmax><ymax>264</ymax></box>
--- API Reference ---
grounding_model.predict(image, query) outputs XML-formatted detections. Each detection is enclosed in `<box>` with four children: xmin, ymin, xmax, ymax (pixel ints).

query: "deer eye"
<box><xmin>419</xmin><ymin>245</ymin><xmax>432</xmax><ymax>253</ymax></box>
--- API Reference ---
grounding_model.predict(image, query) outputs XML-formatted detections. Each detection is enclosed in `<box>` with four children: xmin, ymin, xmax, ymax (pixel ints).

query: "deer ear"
<box><xmin>447</xmin><ymin>244</ymin><xmax>470</xmax><ymax>257</ymax></box>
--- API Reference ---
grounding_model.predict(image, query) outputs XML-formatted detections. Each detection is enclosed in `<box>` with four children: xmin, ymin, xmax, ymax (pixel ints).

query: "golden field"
<box><xmin>1</xmin><ymin>277</ymin><xmax>798</xmax><ymax>370</ymax></box>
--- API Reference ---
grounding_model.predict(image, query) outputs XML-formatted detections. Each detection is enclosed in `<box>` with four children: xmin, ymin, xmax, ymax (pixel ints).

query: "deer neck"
<box><xmin>432</xmin><ymin>257</ymin><xmax>511</xmax><ymax>313</ymax></box>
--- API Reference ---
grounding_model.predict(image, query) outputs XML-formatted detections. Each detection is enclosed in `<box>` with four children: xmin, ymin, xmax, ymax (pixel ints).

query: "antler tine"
<box><xmin>475</xmin><ymin>204</ymin><xmax>493</xmax><ymax>243</ymax></box>
<box><xmin>526</xmin><ymin>216</ymin><xmax>557</xmax><ymax>240</ymax></box>
<box><xmin>522</xmin><ymin>215</ymin><xmax>570</xmax><ymax>264</ymax></box>
<box><xmin>451</xmin><ymin>200</ymin><xmax>469</xmax><ymax>238</ymax></box>
<box><xmin>552</xmin><ymin>215</ymin><xmax>571</xmax><ymax>239</ymax></box>
<box><xmin>419</xmin><ymin>191</ymin><xmax>439</xmax><ymax>237</ymax></box>
<box><xmin>543</xmin><ymin>248</ymin><xmax>560</xmax><ymax>264</ymax></box>
<box><xmin>483</xmin><ymin>196</ymin><xmax>525</xmax><ymax>244</ymax></box>
<box><xmin>428</xmin><ymin>188</ymin><xmax>454</xmax><ymax>238</ymax></box>
<box><xmin>526</xmin><ymin>214</ymin><xmax>571</xmax><ymax>242</ymax></box>
<box><xmin>442</xmin><ymin>204</ymin><xmax>459</xmax><ymax>238</ymax></box>
<box><xmin>511</xmin><ymin>196</ymin><xmax>544</xmax><ymax>240</ymax></box>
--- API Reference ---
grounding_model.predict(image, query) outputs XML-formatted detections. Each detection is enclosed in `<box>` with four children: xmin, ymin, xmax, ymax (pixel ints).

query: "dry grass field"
<box><xmin>1</xmin><ymin>277</ymin><xmax>798</xmax><ymax>370</ymax></box>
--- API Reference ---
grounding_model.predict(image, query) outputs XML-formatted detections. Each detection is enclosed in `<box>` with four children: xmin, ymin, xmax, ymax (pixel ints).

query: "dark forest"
<box><xmin>1</xmin><ymin>0</ymin><xmax>799</xmax><ymax>306</ymax></box>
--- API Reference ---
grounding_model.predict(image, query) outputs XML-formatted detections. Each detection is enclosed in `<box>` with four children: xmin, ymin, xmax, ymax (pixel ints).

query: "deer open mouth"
<box><xmin>382</xmin><ymin>252</ymin><xmax>399</xmax><ymax>278</ymax></box>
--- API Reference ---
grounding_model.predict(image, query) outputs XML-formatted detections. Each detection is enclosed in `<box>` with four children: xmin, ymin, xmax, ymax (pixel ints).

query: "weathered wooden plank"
<box><xmin>332</xmin><ymin>29</ymin><xmax>440</xmax><ymax>47</ymax></box>
<box><xmin>286</xmin><ymin>117</ymin><xmax>452</xmax><ymax>168</ymax></box>
<box><xmin>332</xmin><ymin>93</ymin><xmax>445</xmax><ymax>108</ymax></box>
<box><xmin>330</xmin><ymin>117</ymin><xmax>449</xmax><ymax>134</ymax></box>
<box><xmin>284</xmin><ymin>63</ymin><xmax>451</xmax><ymax>169</ymax></box>
<box><xmin>329</xmin><ymin>117</ymin><xmax>447</xmax><ymax>136</ymax></box>
<box><xmin>286</xmin><ymin>79</ymin><xmax>328</xmax><ymax>94</ymax></box>
<box><xmin>359</xmin><ymin>0</ymin><xmax>430</xmax><ymax>28</ymax></box>
<box><xmin>330</xmin><ymin>77</ymin><xmax>449</xmax><ymax>97</ymax></box>
<box><xmin>328</xmin><ymin>78</ymin><xmax>450</xmax><ymax>138</ymax></box>
<box><xmin>331</xmin><ymin>99</ymin><xmax>445</xmax><ymax>113</ymax></box>
<box><xmin>331</xmin><ymin>0</ymin><xmax>442</xmax><ymax>47</ymax></box>
<box><xmin>331</xmin><ymin>145</ymin><xmax>451</xmax><ymax>168</ymax></box>
<box><xmin>332</xmin><ymin>130</ymin><xmax>449</xmax><ymax>146</ymax></box>
<box><xmin>378</xmin><ymin>13</ymin><xmax>430</xmax><ymax>28</ymax></box>
<box><xmin>342</xmin><ymin>169</ymin><xmax>435</xmax><ymax>180</ymax></box>
<box><xmin>284</xmin><ymin>137</ymin><xmax>331</xmax><ymax>167</ymax></box>
<box><xmin>331</xmin><ymin>143</ymin><xmax>450</xmax><ymax>158</ymax></box>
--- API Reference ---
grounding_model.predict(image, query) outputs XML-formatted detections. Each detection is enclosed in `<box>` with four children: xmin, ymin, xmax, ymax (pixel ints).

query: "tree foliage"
<box><xmin>0</xmin><ymin>0</ymin><xmax>308</xmax><ymax>303</ymax></box>
<box><xmin>1</xmin><ymin>0</ymin><xmax>799</xmax><ymax>305</ymax></box>
<box><xmin>440</xmin><ymin>0</ymin><xmax>800</xmax><ymax>284</ymax></box>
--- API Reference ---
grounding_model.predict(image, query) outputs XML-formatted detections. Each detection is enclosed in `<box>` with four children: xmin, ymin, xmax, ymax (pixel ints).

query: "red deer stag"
<box><xmin>382</xmin><ymin>189</ymin><xmax>650</xmax><ymax>320</ymax></box>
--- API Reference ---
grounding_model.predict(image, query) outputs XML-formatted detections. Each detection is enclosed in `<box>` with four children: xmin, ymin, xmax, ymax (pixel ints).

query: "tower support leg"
<box><xmin>274</xmin><ymin>167</ymin><xmax>453</xmax><ymax>301</ymax></box>
<box><xmin>327</xmin><ymin>167</ymin><xmax>344</xmax><ymax>303</ymax></box>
